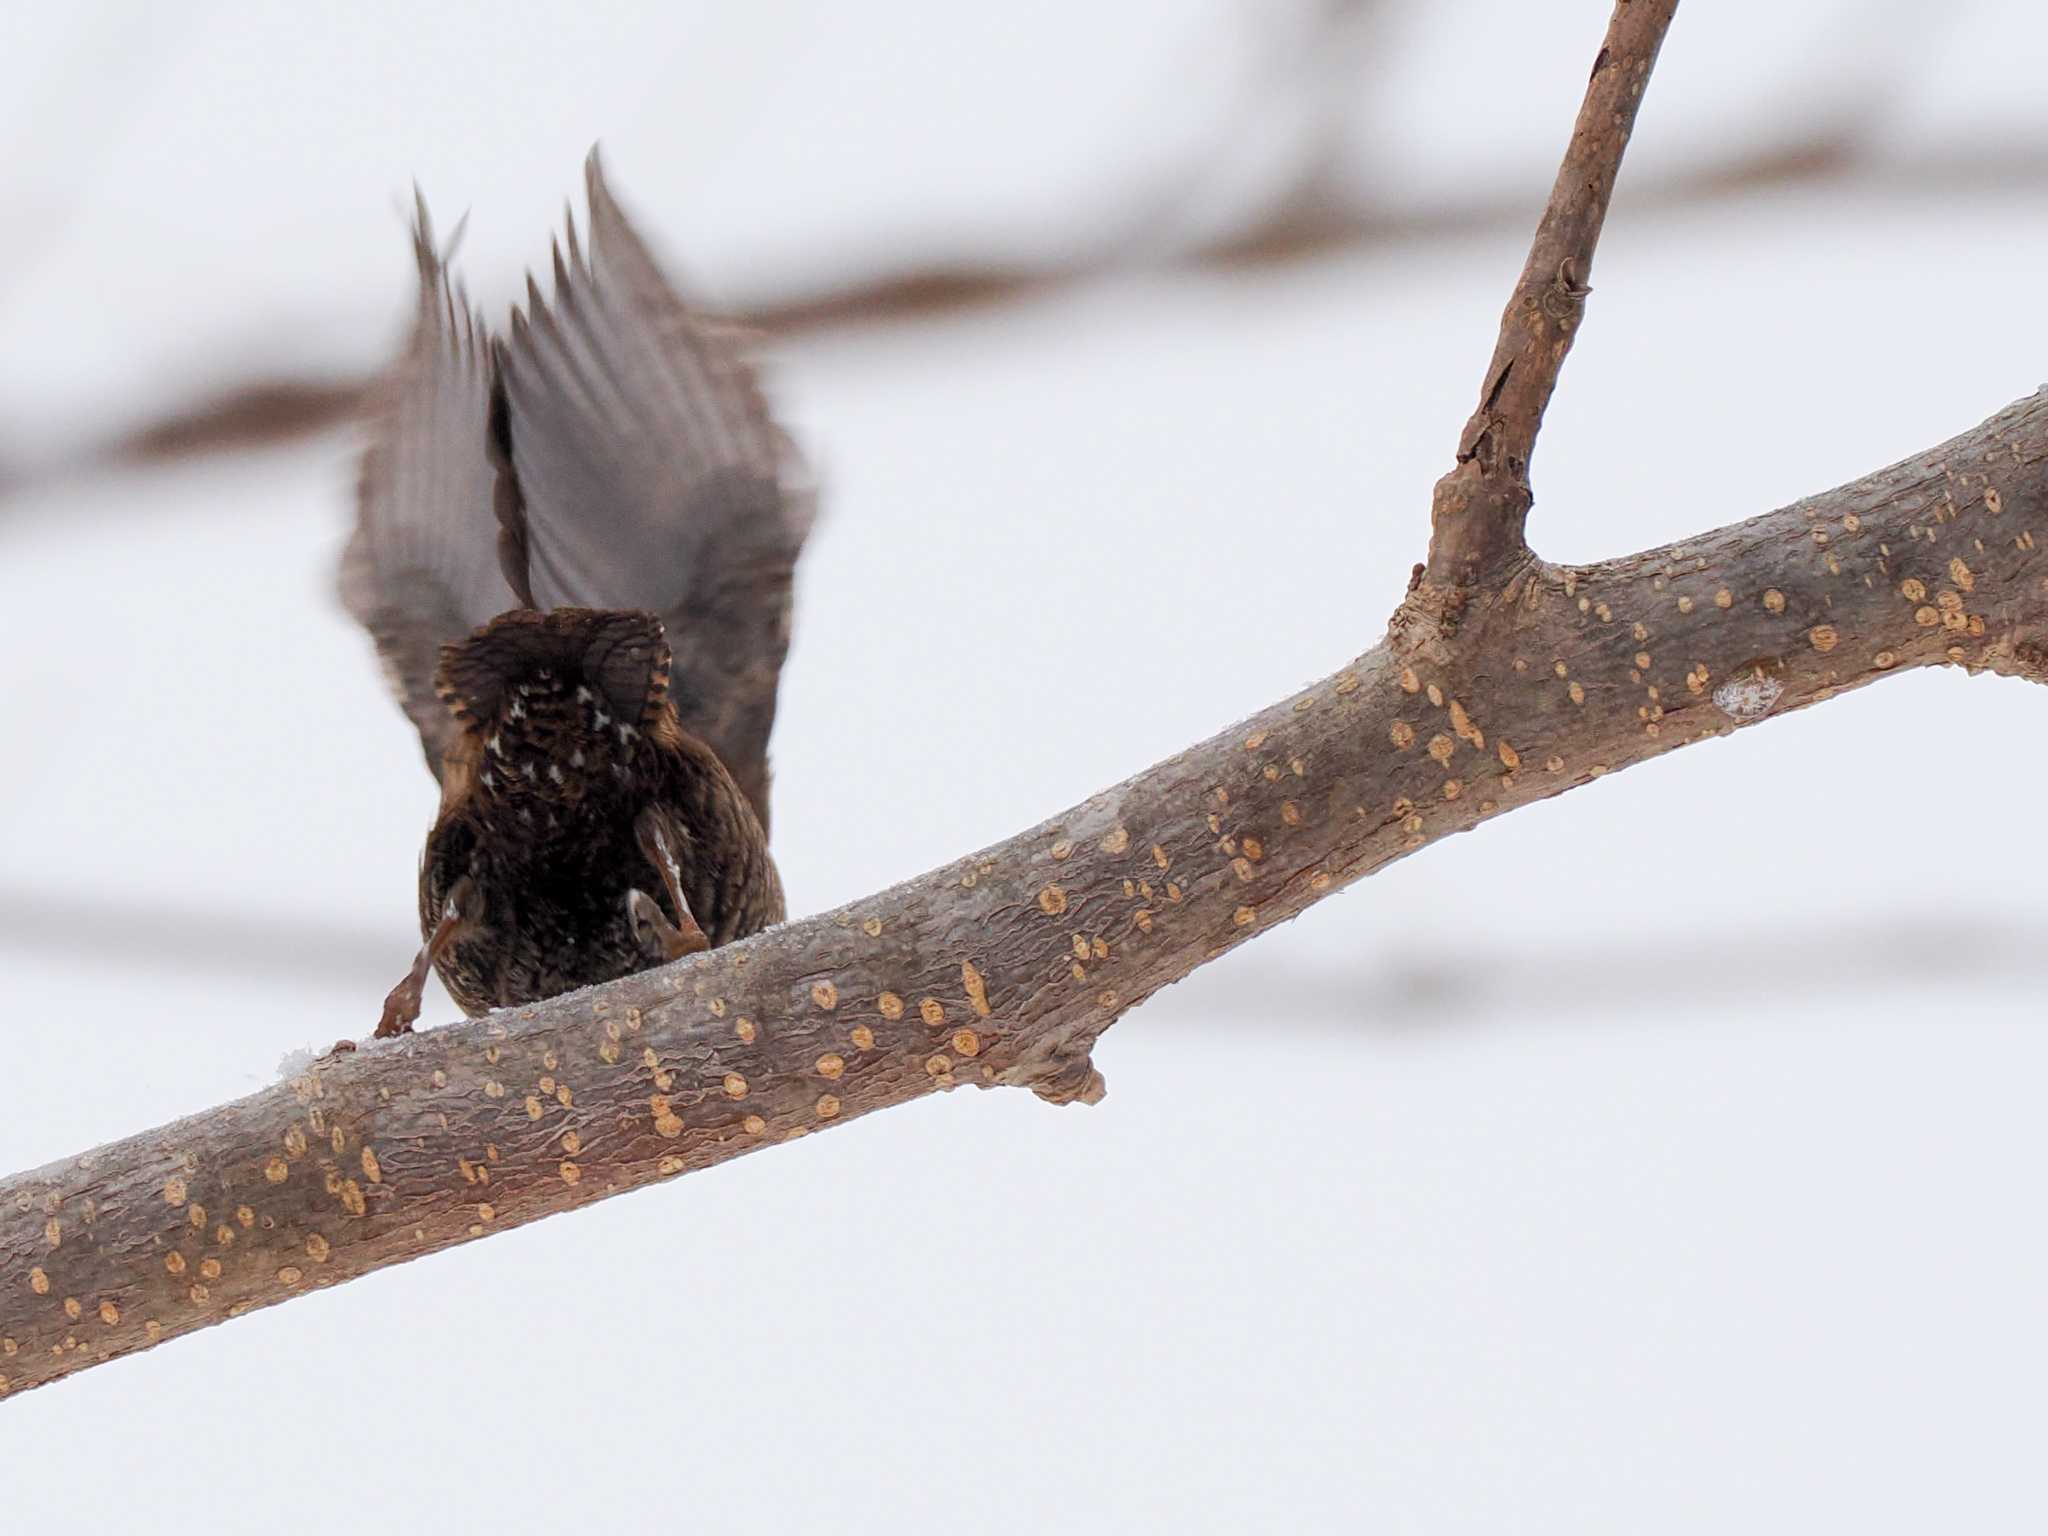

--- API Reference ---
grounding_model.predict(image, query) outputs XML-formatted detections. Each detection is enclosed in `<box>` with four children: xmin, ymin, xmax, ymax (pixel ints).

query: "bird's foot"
<box><xmin>348</xmin><ymin>879</ymin><xmax>477</xmax><ymax>1051</ymax></box>
<box><xmin>320</xmin><ymin>969</ymin><xmax>420</xmax><ymax>1058</ymax></box>
<box><xmin>627</xmin><ymin>887</ymin><xmax>710</xmax><ymax>962</ymax></box>
<box><xmin>374</xmin><ymin>974</ymin><xmax>425</xmax><ymax>1039</ymax></box>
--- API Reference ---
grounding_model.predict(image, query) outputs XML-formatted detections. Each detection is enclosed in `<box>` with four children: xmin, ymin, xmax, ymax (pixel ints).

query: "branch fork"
<box><xmin>17</xmin><ymin>0</ymin><xmax>2048</xmax><ymax>1400</ymax></box>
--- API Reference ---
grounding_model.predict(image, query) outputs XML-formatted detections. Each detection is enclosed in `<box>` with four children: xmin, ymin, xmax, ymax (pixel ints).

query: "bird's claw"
<box><xmin>374</xmin><ymin>978</ymin><xmax>423</xmax><ymax>1039</ymax></box>
<box><xmin>627</xmin><ymin>887</ymin><xmax>709</xmax><ymax>961</ymax></box>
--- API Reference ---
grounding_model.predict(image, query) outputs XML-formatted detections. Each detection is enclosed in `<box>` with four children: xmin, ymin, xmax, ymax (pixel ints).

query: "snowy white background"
<box><xmin>4</xmin><ymin>2</ymin><xmax>2047</xmax><ymax>1530</ymax></box>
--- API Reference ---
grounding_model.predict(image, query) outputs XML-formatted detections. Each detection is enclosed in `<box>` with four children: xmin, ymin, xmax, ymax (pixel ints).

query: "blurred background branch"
<box><xmin>2</xmin><ymin>0</ymin><xmax>2035</xmax><ymax>496</ymax></box>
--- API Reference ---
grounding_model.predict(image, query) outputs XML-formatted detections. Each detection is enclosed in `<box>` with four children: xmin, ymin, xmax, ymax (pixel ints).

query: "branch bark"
<box><xmin>1425</xmin><ymin>0</ymin><xmax>1676</xmax><ymax>588</ymax></box>
<box><xmin>8</xmin><ymin>0</ymin><xmax>2046</xmax><ymax>1400</ymax></box>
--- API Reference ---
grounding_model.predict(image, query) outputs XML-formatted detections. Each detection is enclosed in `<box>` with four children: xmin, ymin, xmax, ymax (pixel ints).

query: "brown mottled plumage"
<box><xmin>340</xmin><ymin>151</ymin><xmax>812</xmax><ymax>1037</ymax></box>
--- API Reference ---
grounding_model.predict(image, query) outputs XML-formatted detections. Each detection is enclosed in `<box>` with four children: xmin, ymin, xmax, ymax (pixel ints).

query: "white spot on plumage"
<box><xmin>593</xmin><ymin>710</ymin><xmax>610</xmax><ymax>729</ymax></box>
<box><xmin>547</xmin><ymin>763</ymin><xmax>564</xmax><ymax>784</ymax></box>
<box><xmin>570</xmin><ymin>749</ymin><xmax>585</xmax><ymax>768</ymax></box>
<box><xmin>520</xmin><ymin>761</ymin><xmax>537</xmax><ymax>782</ymax></box>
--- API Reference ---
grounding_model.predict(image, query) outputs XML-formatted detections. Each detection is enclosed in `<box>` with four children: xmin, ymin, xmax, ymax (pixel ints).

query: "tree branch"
<box><xmin>8</xmin><ymin>0</ymin><xmax>2046</xmax><ymax>1401</ymax></box>
<box><xmin>1425</xmin><ymin>0</ymin><xmax>1678</xmax><ymax>589</ymax></box>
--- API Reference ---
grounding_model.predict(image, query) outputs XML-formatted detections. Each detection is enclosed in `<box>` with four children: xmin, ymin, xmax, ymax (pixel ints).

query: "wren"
<box><xmin>340</xmin><ymin>151</ymin><xmax>812</xmax><ymax>1039</ymax></box>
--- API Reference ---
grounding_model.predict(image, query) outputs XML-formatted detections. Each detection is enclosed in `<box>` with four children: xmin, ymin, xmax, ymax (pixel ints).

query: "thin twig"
<box><xmin>1423</xmin><ymin>0</ymin><xmax>1679</xmax><ymax>589</ymax></box>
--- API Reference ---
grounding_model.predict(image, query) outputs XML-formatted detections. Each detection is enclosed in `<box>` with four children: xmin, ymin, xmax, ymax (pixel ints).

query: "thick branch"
<box><xmin>6</xmin><ymin>387</ymin><xmax>2048</xmax><ymax>1397</ymax></box>
<box><xmin>10</xmin><ymin>0</ymin><xmax>2042</xmax><ymax>1404</ymax></box>
<box><xmin>1425</xmin><ymin>0</ymin><xmax>1678</xmax><ymax>588</ymax></box>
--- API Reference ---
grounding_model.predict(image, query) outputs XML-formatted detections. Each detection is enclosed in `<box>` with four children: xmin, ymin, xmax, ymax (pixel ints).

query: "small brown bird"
<box><xmin>341</xmin><ymin>151</ymin><xmax>812</xmax><ymax>1038</ymax></box>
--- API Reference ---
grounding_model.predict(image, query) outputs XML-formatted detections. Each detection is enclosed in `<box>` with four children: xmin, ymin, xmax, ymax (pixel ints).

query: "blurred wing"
<box><xmin>495</xmin><ymin>149</ymin><xmax>814</xmax><ymax>830</ymax></box>
<box><xmin>340</xmin><ymin>192</ymin><xmax>521</xmax><ymax>781</ymax></box>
